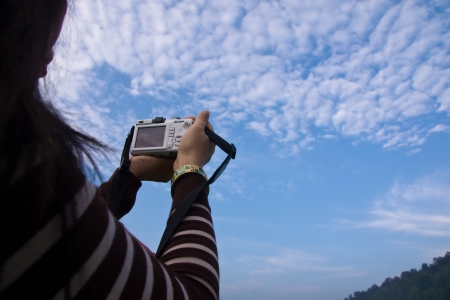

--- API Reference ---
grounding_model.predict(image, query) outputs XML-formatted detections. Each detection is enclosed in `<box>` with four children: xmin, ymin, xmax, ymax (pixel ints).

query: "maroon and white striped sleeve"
<box><xmin>159</xmin><ymin>174</ymin><xmax>219</xmax><ymax>299</ymax></box>
<box><xmin>0</xmin><ymin>170</ymin><xmax>218</xmax><ymax>299</ymax></box>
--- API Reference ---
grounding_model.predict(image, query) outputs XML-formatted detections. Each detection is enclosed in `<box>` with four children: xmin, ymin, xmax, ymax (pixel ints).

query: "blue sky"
<box><xmin>48</xmin><ymin>0</ymin><xmax>450</xmax><ymax>299</ymax></box>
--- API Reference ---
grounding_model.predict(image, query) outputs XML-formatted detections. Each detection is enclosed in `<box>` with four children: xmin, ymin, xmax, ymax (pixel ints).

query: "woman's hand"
<box><xmin>129</xmin><ymin>155</ymin><xmax>175</xmax><ymax>182</ymax></box>
<box><xmin>173</xmin><ymin>110</ymin><xmax>216</xmax><ymax>172</ymax></box>
<box><xmin>128</xmin><ymin>111</ymin><xmax>215</xmax><ymax>181</ymax></box>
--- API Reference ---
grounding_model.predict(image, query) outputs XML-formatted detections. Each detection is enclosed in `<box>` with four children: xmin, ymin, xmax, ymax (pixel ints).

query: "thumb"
<box><xmin>193</xmin><ymin>110</ymin><xmax>210</xmax><ymax>129</ymax></box>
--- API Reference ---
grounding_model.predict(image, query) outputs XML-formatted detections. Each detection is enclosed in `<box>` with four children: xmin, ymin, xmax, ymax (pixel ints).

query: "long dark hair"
<box><xmin>0</xmin><ymin>0</ymin><xmax>108</xmax><ymax>199</ymax></box>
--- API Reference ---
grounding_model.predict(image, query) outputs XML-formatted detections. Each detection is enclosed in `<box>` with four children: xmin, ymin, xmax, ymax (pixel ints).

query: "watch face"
<box><xmin>135</xmin><ymin>126</ymin><xmax>166</xmax><ymax>148</ymax></box>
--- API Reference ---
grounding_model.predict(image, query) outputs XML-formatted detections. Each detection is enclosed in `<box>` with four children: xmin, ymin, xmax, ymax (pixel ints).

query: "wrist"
<box><xmin>171</xmin><ymin>164</ymin><xmax>209</xmax><ymax>196</ymax></box>
<box><xmin>128</xmin><ymin>157</ymin><xmax>141</xmax><ymax>180</ymax></box>
<box><xmin>172</xmin><ymin>165</ymin><xmax>207</xmax><ymax>184</ymax></box>
<box><xmin>173</xmin><ymin>156</ymin><xmax>204</xmax><ymax>172</ymax></box>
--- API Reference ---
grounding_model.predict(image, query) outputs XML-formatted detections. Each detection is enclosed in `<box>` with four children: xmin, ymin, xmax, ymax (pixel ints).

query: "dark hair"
<box><xmin>0</xmin><ymin>0</ymin><xmax>108</xmax><ymax>199</ymax></box>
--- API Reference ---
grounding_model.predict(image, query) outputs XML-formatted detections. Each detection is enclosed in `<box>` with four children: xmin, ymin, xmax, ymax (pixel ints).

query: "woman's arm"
<box><xmin>72</xmin><ymin>172</ymin><xmax>217</xmax><ymax>299</ymax></box>
<box><xmin>97</xmin><ymin>168</ymin><xmax>142</xmax><ymax>220</ymax></box>
<box><xmin>92</xmin><ymin>110</ymin><xmax>218</xmax><ymax>298</ymax></box>
<box><xmin>0</xmin><ymin>111</ymin><xmax>218</xmax><ymax>299</ymax></box>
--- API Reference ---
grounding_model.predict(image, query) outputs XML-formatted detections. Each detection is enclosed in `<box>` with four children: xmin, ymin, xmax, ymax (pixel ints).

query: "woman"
<box><xmin>0</xmin><ymin>0</ymin><xmax>218</xmax><ymax>299</ymax></box>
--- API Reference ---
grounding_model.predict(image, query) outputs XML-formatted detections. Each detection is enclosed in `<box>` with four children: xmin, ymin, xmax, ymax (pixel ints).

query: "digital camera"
<box><xmin>130</xmin><ymin>117</ymin><xmax>194</xmax><ymax>158</ymax></box>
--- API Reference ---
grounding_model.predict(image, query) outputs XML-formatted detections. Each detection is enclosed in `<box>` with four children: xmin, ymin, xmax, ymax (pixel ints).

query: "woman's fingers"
<box><xmin>173</xmin><ymin>110</ymin><xmax>216</xmax><ymax>171</ymax></box>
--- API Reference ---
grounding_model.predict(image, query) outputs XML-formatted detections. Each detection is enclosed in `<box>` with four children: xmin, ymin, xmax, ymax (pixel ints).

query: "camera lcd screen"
<box><xmin>135</xmin><ymin>126</ymin><xmax>166</xmax><ymax>148</ymax></box>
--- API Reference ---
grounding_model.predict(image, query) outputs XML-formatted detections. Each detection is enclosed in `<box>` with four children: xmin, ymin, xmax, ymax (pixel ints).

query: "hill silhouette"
<box><xmin>345</xmin><ymin>252</ymin><xmax>450</xmax><ymax>300</ymax></box>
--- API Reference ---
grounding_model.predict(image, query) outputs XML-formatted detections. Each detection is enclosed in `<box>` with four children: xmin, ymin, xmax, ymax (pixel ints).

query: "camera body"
<box><xmin>130</xmin><ymin>117</ymin><xmax>194</xmax><ymax>158</ymax></box>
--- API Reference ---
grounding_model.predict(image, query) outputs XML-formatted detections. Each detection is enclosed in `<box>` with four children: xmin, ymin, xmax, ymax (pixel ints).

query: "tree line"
<box><xmin>344</xmin><ymin>252</ymin><xmax>450</xmax><ymax>300</ymax></box>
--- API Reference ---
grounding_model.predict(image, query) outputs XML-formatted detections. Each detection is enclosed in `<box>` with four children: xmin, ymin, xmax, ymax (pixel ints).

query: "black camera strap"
<box><xmin>155</xmin><ymin>127</ymin><xmax>236</xmax><ymax>258</ymax></box>
<box><xmin>108</xmin><ymin>126</ymin><xmax>135</xmax><ymax>218</ymax></box>
<box><xmin>108</xmin><ymin>125</ymin><xmax>236</xmax><ymax>257</ymax></box>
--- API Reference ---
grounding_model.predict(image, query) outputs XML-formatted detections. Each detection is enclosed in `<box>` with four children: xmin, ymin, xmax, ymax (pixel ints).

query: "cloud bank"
<box><xmin>50</xmin><ymin>0</ymin><xmax>450</xmax><ymax>152</ymax></box>
<box><xmin>347</xmin><ymin>173</ymin><xmax>450</xmax><ymax>236</ymax></box>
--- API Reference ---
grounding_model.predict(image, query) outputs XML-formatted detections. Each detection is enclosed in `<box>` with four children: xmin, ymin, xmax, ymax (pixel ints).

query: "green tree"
<box><xmin>345</xmin><ymin>252</ymin><xmax>450</xmax><ymax>300</ymax></box>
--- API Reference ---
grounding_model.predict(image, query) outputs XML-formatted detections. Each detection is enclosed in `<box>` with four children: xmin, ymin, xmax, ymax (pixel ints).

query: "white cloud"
<box><xmin>406</xmin><ymin>148</ymin><xmax>421</xmax><ymax>155</ymax></box>
<box><xmin>429</xmin><ymin>124</ymin><xmax>450</xmax><ymax>133</ymax></box>
<box><xmin>223</xmin><ymin>281</ymin><xmax>320</xmax><ymax>293</ymax></box>
<box><xmin>322</xmin><ymin>134</ymin><xmax>338</xmax><ymax>139</ymax></box>
<box><xmin>220</xmin><ymin>244</ymin><xmax>366</xmax><ymax>299</ymax></box>
<box><xmin>353</xmin><ymin>173</ymin><xmax>450</xmax><ymax>236</ymax></box>
<box><xmin>247</xmin><ymin>121</ymin><xmax>270</xmax><ymax>136</ymax></box>
<box><xmin>238</xmin><ymin>249</ymin><xmax>355</xmax><ymax>275</ymax></box>
<box><xmin>50</xmin><ymin>0</ymin><xmax>450</xmax><ymax>153</ymax></box>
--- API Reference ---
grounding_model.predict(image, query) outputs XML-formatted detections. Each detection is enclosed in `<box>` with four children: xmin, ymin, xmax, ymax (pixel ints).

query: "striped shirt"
<box><xmin>0</xmin><ymin>164</ymin><xmax>219</xmax><ymax>299</ymax></box>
